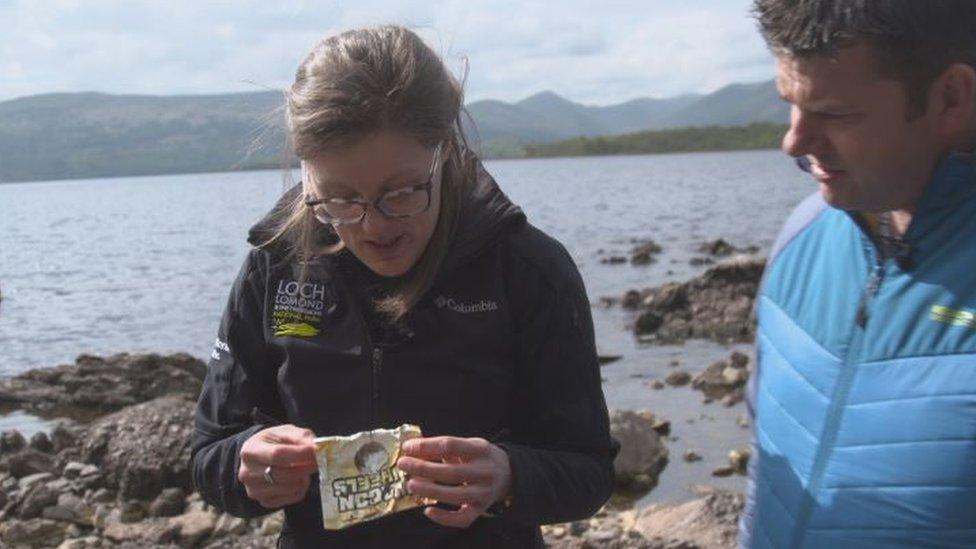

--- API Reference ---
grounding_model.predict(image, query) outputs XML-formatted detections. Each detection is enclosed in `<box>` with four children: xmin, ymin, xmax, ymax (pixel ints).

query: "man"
<box><xmin>742</xmin><ymin>1</ymin><xmax>976</xmax><ymax>547</ymax></box>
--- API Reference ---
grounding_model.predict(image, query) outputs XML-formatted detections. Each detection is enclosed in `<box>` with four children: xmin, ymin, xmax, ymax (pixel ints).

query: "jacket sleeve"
<box><xmin>190</xmin><ymin>250</ymin><xmax>285</xmax><ymax>518</ymax></box>
<box><xmin>498</xmin><ymin>236</ymin><xmax>616</xmax><ymax>525</ymax></box>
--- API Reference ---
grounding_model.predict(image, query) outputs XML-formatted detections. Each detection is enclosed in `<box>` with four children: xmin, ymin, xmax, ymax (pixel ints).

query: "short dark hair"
<box><xmin>753</xmin><ymin>0</ymin><xmax>976</xmax><ymax>116</ymax></box>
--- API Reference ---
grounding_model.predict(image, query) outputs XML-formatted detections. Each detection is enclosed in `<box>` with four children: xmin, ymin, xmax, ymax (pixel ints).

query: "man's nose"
<box><xmin>782</xmin><ymin>105</ymin><xmax>823</xmax><ymax>158</ymax></box>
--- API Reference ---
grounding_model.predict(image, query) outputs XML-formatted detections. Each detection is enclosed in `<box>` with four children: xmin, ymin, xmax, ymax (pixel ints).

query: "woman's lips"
<box><xmin>364</xmin><ymin>235</ymin><xmax>405</xmax><ymax>257</ymax></box>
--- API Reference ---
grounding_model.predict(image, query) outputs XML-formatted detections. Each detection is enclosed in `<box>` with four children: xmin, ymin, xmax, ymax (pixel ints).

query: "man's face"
<box><xmin>777</xmin><ymin>43</ymin><xmax>944</xmax><ymax>212</ymax></box>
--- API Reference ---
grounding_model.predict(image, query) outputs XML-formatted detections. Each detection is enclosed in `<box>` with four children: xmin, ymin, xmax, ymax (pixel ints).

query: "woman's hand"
<box><xmin>396</xmin><ymin>436</ymin><xmax>512</xmax><ymax>528</ymax></box>
<box><xmin>238</xmin><ymin>425</ymin><xmax>318</xmax><ymax>509</ymax></box>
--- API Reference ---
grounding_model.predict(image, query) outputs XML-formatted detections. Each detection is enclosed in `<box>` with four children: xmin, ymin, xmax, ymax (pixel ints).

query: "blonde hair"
<box><xmin>261</xmin><ymin>25</ymin><xmax>474</xmax><ymax>320</ymax></box>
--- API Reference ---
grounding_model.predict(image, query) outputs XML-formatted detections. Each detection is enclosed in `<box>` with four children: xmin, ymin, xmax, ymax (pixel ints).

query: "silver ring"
<box><xmin>263</xmin><ymin>465</ymin><xmax>276</xmax><ymax>485</ymax></box>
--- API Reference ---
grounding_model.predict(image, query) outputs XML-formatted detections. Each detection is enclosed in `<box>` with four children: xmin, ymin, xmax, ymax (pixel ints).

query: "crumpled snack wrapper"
<box><xmin>313</xmin><ymin>424</ymin><xmax>428</xmax><ymax>530</ymax></box>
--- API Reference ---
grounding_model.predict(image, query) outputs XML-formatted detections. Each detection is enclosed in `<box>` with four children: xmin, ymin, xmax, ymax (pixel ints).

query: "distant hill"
<box><xmin>0</xmin><ymin>80</ymin><xmax>788</xmax><ymax>183</ymax></box>
<box><xmin>524</xmin><ymin>123</ymin><xmax>788</xmax><ymax>158</ymax></box>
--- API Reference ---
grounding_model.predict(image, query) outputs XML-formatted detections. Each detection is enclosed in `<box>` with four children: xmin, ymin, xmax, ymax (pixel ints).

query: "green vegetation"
<box><xmin>522</xmin><ymin>123</ymin><xmax>788</xmax><ymax>158</ymax></box>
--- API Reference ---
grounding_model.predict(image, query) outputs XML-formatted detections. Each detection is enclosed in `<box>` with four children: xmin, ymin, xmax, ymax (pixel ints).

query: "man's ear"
<box><xmin>928</xmin><ymin>63</ymin><xmax>976</xmax><ymax>141</ymax></box>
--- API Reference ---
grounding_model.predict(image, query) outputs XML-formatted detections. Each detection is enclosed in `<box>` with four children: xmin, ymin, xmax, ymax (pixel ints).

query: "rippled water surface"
<box><xmin>0</xmin><ymin>150</ymin><xmax>813</xmax><ymax>503</ymax></box>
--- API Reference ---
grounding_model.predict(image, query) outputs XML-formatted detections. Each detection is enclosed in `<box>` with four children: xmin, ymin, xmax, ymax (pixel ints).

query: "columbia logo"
<box><xmin>434</xmin><ymin>296</ymin><xmax>499</xmax><ymax>314</ymax></box>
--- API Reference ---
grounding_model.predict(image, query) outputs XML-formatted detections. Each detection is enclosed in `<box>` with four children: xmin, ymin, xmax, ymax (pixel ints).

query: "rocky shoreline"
<box><xmin>0</xmin><ymin>250</ymin><xmax>764</xmax><ymax>548</ymax></box>
<box><xmin>0</xmin><ymin>351</ymin><xmax>748</xmax><ymax>548</ymax></box>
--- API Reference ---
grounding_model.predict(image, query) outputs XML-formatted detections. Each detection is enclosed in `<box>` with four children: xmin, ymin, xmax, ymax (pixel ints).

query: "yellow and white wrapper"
<box><xmin>313</xmin><ymin>424</ymin><xmax>426</xmax><ymax>530</ymax></box>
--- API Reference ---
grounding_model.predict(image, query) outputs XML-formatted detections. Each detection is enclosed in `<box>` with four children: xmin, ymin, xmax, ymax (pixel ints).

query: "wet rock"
<box><xmin>631</xmin><ymin>240</ymin><xmax>663</xmax><ymax>266</ymax></box>
<box><xmin>0</xmin><ymin>353</ymin><xmax>206</xmax><ymax>420</ymax></box>
<box><xmin>29</xmin><ymin>432</ymin><xmax>54</xmax><ymax>453</ymax></box>
<box><xmin>80</xmin><ymin>396</ymin><xmax>194</xmax><ymax>501</ymax></box>
<box><xmin>601</xmin><ymin>256</ymin><xmax>628</xmax><ymax>265</ymax></box>
<box><xmin>683</xmin><ymin>451</ymin><xmax>703</xmax><ymax>463</ymax></box>
<box><xmin>598</xmin><ymin>355</ymin><xmax>623</xmax><ymax>366</ymax></box>
<box><xmin>0</xmin><ymin>518</ymin><xmax>67</xmax><ymax>547</ymax></box>
<box><xmin>630</xmin><ymin>256</ymin><xmax>764</xmax><ymax>344</ymax></box>
<box><xmin>697</xmin><ymin>238</ymin><xmax>760</xmax><ymax>258</ymax></box>
<box><xmin>610</xmin><ymin>410</ymin><xmax>669</xmax><ymax>492</ymax></box>
<box><xmin>728</xmin><ymin>449</ymin><xmax>750</xmax><ymax>476</ymax></box>
<box><xmin>665</xmin><ymin>370</ymin><xmax>691</xmax><ymax>387</ymax></box>
<box><xmin>692</xmin><ymin>351</ymin><xmax>751</xmax><ymax>405</ymax></box>
<box><xmin>1</xmin><ymin>430</ymin><xmax>26</xmax><ymax>453</ymax></box>
<box><xmin>736</xmin><ymin>414</ymin><xmax>750</xmax><ymax>429</ymax></box>
<box><xmin>633</xmin><ymin>490</ymin><xmax>743</xmax><ymax>549</ymax></box>
<box><xmin>711</xmin><ymin>466</ymin><xmax>735</xmax><ymax>478</ymax></box>
<box><xmin>650</xmin><ymin>380</ymin><xmax>665</xmax><ymax>390</ymax></box>
<box><xmin>622</xmin><ymin>290</ymin><xmax>642</xmax><ymax>310</ymax></box>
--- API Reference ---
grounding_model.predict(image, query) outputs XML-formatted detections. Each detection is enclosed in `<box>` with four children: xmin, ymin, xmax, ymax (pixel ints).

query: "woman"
<box><xmin>191</xmin><ymin>25</ymin><xmax>614</xmax><ymax>548</ymax></box>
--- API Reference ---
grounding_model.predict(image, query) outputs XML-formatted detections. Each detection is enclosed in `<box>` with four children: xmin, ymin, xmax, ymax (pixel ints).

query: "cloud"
<box><xmin>0</xmin><ymin>0</ymin><xmax>775</xmax><ymax>104</ymax></box>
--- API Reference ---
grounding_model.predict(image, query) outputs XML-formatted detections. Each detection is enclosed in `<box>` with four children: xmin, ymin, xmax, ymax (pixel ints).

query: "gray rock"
<box><xmin>81</xmin><ymin>396</ymin><xmax>194</xmax><ymax>501</ymax></box>
<box><xmin>62</xmin><ymin>461</ymin><xmax>86</xmax><ymax>479</ymax></box>
<box><xmin>18</xmin><ymin>483</ymin><xmax>59</xmax><ymax>519</ymax></box>
<box><xmin>0</xmin><ymin>430</ymin><xmax>26</xmax><ymax>453</ymax></box>
<box><xmin>0</xmin><ymin>518</ymin><xmax>67</xmax><ymax>547</ymax></box>
<box><xmin>635</xmin><ymin>490</ymin><xmax>743</xmax><ymax>549</ymax></box>
<box><xmin>692</xmin><ymin>351</ymin><xmax>751</xmax><ymax>404</ymax></box>
<box><xmin>665</xmin><ymin>370</ymin><xmax>692</xmax><ymax>387</ymax></box>
<box><xmin>89</xmin><ymin>488</ymin><xmax>113</xmax><ymax>503</ymax></box>
<box><xmin>149</xmin><ymin>487</ymin><xmax>185</xmax><ymax>517</ymax></box>
<box><xmin>609</xmin><ymin>410</ymin><xmax>669</xmax><ymax>491</ymax></box>
<box><xmin>119</xmin><ymin>500</ymin><xmax>147</xmax><ymax>523</ymax></box>
<box><xmin>56</xmin><ymin>535</ymin><xmax>101</xmax><ymax>549</ymax></box>
<box><xmin>49</xmin><ymin>423</ymin><xmax>80</xmax><ymax>453</ymax></box>
<box><xmin>29</xmin><ymin>432</ymin><xmax>54</xmax><ymax>453</ymax></box>
<box><xmin>0</xmin><ymin>352</ymin><xmax>207</xmax><ymax>419</ymax></box>
<box><xmin>3</xmin><ymin>448</ymin><xmax>57</xmax><ymax>478</ymax></box>
<box><xmin>169</xmin><ymin>510</ymin><xmax>218</xmax><ymax>547</ymax></box>
<box><xmin>18</xmin><ymin>471</ymin><xmax>55</xmax><ymax>489</ymax></box>
<box><xmin>630</xmin><ymin>256</ymin><xmax>764</xmax><ymax>344</ymax></box>
<box><xmin>213</xmin><ymin>513</ymin><xmax>249</xmax><ymax>537</ymax></box>
<box><xmin>728</xmin><ymin>449</ymin><xmax>750</xmax><ymax>476</ymax></box>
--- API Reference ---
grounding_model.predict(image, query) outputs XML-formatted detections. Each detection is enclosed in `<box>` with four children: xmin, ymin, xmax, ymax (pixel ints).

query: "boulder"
<box><xmin>610</xmin><ymin>410</ymin><xmax>669</xmax><ymax>492</ymax></box>
<box><xmin>0</xmin><ymin>518</ymin><xmax>67</xmax><ymax>547</ymax></box>
<box><xmin>80</xmin><ymin>396</ymin><xmax>194</xmax><ymax>501</ymax></box>
<box><xmin>633</xmin><ymin>490</ymin><xmax>744</xmax><ymax>549</ymax></box>
<box><xmin>0</xmin><ymin>353</ymin><xmax>206</xmax><ymax>420</ymax></box>
<box><xmin>692</xmin><ymin>351</ymin><xmax>751</xmax><ymax>405</ymax></box>
<box><xmin>630</xmin><ymin>256</ymin><xmax>764</xmax><ymax>344</ymax></box>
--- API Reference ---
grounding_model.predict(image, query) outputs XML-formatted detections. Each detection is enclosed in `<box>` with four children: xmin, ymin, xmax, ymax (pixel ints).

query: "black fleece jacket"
<box><xmin>190</xmin><ymin>161</ymin><xmax>615</xmax><ymax>548</ymax></box>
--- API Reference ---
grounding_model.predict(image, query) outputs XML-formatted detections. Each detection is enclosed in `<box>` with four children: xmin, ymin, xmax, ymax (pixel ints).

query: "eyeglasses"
<box><xmin>304</xmin><ymin>142</ymin><xmax>443</xmax><ymax>226</ymax></box>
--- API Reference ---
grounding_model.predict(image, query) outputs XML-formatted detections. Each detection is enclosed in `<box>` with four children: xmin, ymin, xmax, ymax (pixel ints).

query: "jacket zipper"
<box><xmin>792</xmin><ymin>222</ymin><xmax>887</xmax><ymax>547</ymax></box>
<box><xmin>370</xmin><ymin>347</ymin><xmax>383</xmax><ymax>424</ymax></box>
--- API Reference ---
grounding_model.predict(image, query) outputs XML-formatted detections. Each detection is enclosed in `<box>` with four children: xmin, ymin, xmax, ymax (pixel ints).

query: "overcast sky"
<box><xmin>0</xmin><ymin>0</ymin><xmax>776</xmax><ymax>105</ymax></box>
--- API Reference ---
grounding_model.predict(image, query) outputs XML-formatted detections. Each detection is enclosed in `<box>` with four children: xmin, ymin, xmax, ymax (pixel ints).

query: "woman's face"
<box><xmin>304</xmin><ymin>130</ymin><xmax>443</xmax><ymax>277</ymax></box>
